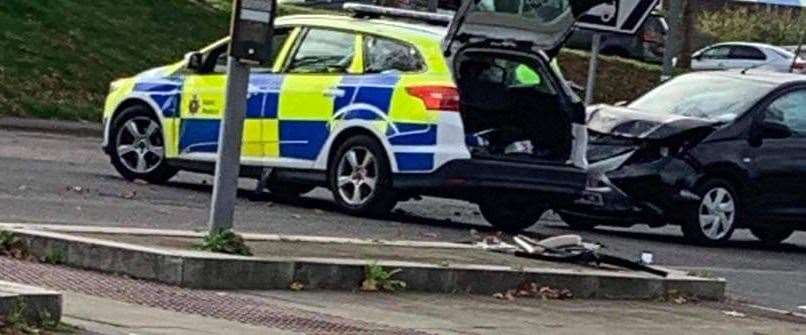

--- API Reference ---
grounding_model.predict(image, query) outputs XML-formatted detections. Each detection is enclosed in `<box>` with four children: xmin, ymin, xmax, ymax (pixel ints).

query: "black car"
<box><xmin>556</xmin><ymin>70</ymin><xmax>806</xmax><ymax>245</ymax></box>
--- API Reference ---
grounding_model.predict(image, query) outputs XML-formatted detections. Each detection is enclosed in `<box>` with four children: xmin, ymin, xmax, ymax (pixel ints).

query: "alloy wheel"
<box><xmin>115</xmin><ymin>117</ymin><xmax>164</xmax><ymax>174</ymax></box>
<box><xmin>698</xmin><ymin>187</ymin><xmax>736</xmax><ymax>241</ymax></box>
<box><xmin>336</xmin><ymin>147</ymin><xmax>378</xmax><ymax>206</ymax></box>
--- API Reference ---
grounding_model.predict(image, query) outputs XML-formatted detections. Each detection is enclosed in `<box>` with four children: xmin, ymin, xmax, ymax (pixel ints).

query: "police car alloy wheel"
<box><xmin>329</xmin><ymin>135</ymin><xmax>397</xmax><ymax>216</ymax></box>
<box><xmin>681</xmin><ymin>179</ymin><xmax>738</xmax><ymax>245</ymax></box>
<box><xmin>109</xmin><ymin>106</ymin><xmax>177</xmax><ymax>184</ymax></box>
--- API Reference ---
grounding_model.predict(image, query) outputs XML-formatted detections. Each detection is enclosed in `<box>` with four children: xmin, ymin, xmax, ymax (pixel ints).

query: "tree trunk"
<box><xmin>678</xmin><ymin>0</ymin><xmax>698</xmax><ymax>68</ymax></box>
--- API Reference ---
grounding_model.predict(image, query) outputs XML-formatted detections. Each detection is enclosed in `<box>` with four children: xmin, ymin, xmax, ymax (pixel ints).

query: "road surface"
<box><xmin>1</xmin><ymin>129</ymin><xmax>805</xmax><ymax>312</ymax></box>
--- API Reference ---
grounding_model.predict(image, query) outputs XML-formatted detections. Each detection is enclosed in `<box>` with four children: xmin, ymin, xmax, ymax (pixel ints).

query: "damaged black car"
<box><xmin>556</xmin><ymin>70</ymin><xmax>806</xmax><ymax>245</ymax></box>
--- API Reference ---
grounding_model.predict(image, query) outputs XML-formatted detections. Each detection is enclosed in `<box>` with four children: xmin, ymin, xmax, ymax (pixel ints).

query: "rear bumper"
<box><xmin>393</xmin><ymin>158</ymin><xmax>587</xmax><ymax>204</ymax></box>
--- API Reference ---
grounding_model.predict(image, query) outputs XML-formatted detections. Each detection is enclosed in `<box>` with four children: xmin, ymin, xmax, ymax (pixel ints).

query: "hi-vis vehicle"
<box><xmin>102</xmin><ymin>1</ymin><xmax>606</xmax><ymax>231</ymax></box>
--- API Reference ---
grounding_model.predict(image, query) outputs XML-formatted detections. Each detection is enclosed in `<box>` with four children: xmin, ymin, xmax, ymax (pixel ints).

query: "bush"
<box><xmin>698</xmin><ymin>7</ymin><xmax>804</xmax><ymax>46</ymax></box>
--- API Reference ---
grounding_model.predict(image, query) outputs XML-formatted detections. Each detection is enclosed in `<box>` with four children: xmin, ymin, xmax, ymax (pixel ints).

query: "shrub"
<box><xmin>698</xmin><ymin>7</ymin><xmax>804</xmax><ymax>47</ymax></box>
<box><xmin>196</xmin><ymin>229</ymin><xmax>252</xmax><ymax>256</ymax></box>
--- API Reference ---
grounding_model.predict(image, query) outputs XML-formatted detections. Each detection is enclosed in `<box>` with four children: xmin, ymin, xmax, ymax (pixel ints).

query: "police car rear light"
<box><xmin>406</xmin><ymin>86</ymin><xmax>460</xmax><ymax>112</ymax></box>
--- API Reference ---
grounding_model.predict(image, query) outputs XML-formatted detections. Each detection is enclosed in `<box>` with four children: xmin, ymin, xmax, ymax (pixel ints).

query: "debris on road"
<box><xmin>119</xmin><ymin>190</ymin><xmax>136</xmax><ymax>199</ymax></box>
<box><xmin>419</xmin><ymin>232</ymin><xmax>439</xmax><ymax>239</ymax></box>
<box><xmin>722</xmin><ymin>310</ymin><xmax>746</xmax><ymax>318</ymax></box>
<box><xmin>64</xmin><ymin>185</ymin><xmax>89</xmax><ymax>194</ymax></box>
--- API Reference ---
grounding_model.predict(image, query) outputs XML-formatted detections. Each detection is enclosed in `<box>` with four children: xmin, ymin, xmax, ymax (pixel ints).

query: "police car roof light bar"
<box><xmin>343</xmin><ymin>3</ymin><xmax>452</xmax><ymax>26</ymax></box>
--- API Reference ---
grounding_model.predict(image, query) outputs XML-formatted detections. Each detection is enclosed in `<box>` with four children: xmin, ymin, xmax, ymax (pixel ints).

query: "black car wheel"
<box><xmin>109</xmin><ymin>105</ymin><xmax>177</xmax><ymax>184</ymax></box>
<box><xmin>557</xmin><ymin>212</ymin><xmax>600</xmax><ymax>230</ymax></box>
<box><xmin>328</xmin><ymin>135</ymin><xmax>397</xmax><ymax>216</ymax></box>
<box><xmin>750</xmin><ymin>227</ymin><xmax>794</xmax><ymax>245</ymax></box>
<box><xmin>478</xmin><ymin>202</ymin><xmax>547</xmax><ymax>232</ymax></box>
<box><xmin>681</xmin><ymin>179</ymin><xmax>739</xmax><ymax>245</ymax></box>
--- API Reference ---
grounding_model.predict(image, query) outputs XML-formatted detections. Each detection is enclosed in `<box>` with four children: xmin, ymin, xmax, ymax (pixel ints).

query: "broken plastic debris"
<box><xmin>722</xmin><ymin>310</ymin><xmax>746</xmax><ymax>318</ymax></box>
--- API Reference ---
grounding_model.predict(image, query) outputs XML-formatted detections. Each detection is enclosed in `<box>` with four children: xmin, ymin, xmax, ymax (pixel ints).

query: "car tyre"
<box><xmin>680</xmin><ymin>179</ymin><xmax>739</xmax><ymax>245</ymax></box>
<box><xmin>478</xmin><ymin>202</ymin><xmax>547</xmax><ymax>233</ymax></box>
<box><xmin>109</xmin><ymin>105</ymin><xmax>177</xmax><ymax>184</ymax></box>
<box><xmin>750</xmin><ymin>227</ymin><xmax>794</xmax><ymax>245</ymax></box>
<box><xmin>328</xmin><ymin>135</ymin><xmax>397</xmax><ymax>217</ymax></box>
<box><xmin>557</xmin><ymin>212</ymin><xmax>599</xmax><ymax>230</ymax></box>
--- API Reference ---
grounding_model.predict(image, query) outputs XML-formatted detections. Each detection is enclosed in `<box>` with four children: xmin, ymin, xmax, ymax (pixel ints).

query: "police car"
<box><xmin>102</xmin><ymin>1</ymin><xmax>605</xmax><ymax>231</ymax></box>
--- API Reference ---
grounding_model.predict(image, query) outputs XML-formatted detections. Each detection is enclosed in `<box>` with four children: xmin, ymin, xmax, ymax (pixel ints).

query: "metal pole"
<box><xmin>791</xmin><ymin>29</ymin><xmax>804</xmax><ymax>73</ymax></box>
<box><xmin>584</xmin><ymin>33</ymin><xmax>601</xmax><ymax>105</ymax></box>
<box><xmin>661</xmin><ymin>0</ymin><xmax>684</xmax><ymax>81</ymax></box>
<box><xmin>208</xmin><ymin>57</ymin><xmax>250</xmax><ymax>232</ymax></box>
<box><xmin>427</xmin><ymin>0</ymin><xmax>438</xmax><ymax>12</ymax></box>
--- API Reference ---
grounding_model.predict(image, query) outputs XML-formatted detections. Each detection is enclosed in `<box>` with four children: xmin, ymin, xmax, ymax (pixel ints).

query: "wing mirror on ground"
<box><xmin>760</xmin><ymin>121</ymin><xmax>792</xmax><ymax>139</ymax></box>
<box><xmin>185</xmin><ymin>52</ymin><xmax>204</xmax><ymax>71</ymax></box>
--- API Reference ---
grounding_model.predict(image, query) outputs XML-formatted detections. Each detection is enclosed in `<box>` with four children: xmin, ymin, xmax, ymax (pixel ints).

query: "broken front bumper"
<box><xmin>560</xmin><ymin>151</ymin><xmax>703</xmax><ymax>223</ymax></box>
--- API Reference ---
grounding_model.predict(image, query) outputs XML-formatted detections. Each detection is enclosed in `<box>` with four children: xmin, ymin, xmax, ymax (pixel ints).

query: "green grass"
<box><xmin>0</xmin><ymin>1</ymin><xmax>326</xmax><ymax>122</ymax></box>
<box><xmin>0</xmin><ymin>1</ymin><xmax>657</xmax><ymax>122</ymax></box>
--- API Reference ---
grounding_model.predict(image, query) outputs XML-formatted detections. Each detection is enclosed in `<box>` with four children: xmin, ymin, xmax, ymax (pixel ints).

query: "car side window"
<box><xmin>286</xmin><ymin>28</ymin><xmax>356</xmax><ymax>74</ymax></box>
<box><xmin>364</xmin><ymin>36</ymin><xmax>424</xmax><ymax>73</ymax></box>
<box><xmin>702</xmin><ymin>46</ymin><xmax>730</xmax><ymax>60</ymax></box>
<box><xmin>203</xmin><ymin>28</ymin><xmax>292</xmax><ymax>74</ymax></box>
<box><xmin>765</xmin><ymin>90</ymin><xmax>806</xmax><ymax>136</ymax></box>
<box><xmin>730</xmin><ymin>46</ymin><xmax>766</xmax><ymax>61</ymax></box>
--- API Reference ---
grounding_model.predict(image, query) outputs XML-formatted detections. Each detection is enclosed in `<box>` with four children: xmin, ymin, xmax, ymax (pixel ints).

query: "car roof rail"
<box><xmin>343</xmin><ymin>3</ymin><xmax>452</xmax><ymax>26</ymax></box>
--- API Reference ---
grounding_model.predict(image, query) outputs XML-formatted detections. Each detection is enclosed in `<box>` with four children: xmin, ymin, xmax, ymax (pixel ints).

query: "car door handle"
<box><xmin>322</xmin><ymin>88</ymin><xmax>346</xmax><ymax>98</ymax></box>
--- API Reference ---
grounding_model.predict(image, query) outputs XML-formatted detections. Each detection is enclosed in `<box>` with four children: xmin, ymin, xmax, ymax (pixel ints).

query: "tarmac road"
<box><xmin>1</xmin><ymin>128</ymin><xmax>806</xmax><ymax>313</ymax></box>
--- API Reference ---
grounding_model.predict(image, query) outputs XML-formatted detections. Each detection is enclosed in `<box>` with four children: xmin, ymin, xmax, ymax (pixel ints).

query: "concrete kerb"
<box><xmin>0</xmin><ymin>281</ymin><xmax>62</xmax><ymax>326</ymax></box>
<box><xmin>3</xmin><ymin>226</ymin><xmax>726</xmax><ymax>301</ymax></box>
<box><xmin>0</xmin><ymin>117</ymin><xmax>102</xmax><ymax>138</ymax></box>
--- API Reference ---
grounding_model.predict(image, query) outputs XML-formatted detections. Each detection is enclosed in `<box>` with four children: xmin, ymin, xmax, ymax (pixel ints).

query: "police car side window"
<box><xmin>205</xmin><ymin>29</ymin><xmax>291</xmax><ymax>74</ymax></box>
<box><xmin>364</xmin><ymin>36</ymin><xmax>424</xmax><ymax>73</ymax></box>
<box><xmin>287</xmin><ymin>28</ymin><xmax>356</xmax><ymax>74</ymax></box>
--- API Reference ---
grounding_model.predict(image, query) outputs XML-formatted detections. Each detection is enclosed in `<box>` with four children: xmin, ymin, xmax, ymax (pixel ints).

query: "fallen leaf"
<box><xmin>361</xmin><ymin>279</ymin><xmax>378</xmax><ymax>292</ymax></box>
<box><xmin>289</xmin><ymin>281</ymin><xmax>304</xmax><ymax>291</ymax></box>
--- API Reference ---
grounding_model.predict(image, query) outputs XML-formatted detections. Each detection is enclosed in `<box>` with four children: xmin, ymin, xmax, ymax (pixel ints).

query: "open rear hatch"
<box><xmin>439</xmin><ymin>0</ymin><xmax>607</xmax><ymax>200</ymax></box>
<box><xmin>443</xmin><ymin>0</ymin><xmax>608</xmax><ymax>56</ymax></box>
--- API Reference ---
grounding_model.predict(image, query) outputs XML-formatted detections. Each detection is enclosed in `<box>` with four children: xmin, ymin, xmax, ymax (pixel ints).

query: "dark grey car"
<box><xmin>565</xmin><ymin>13</ymin><xmax>668</xmax><ymax>63</ymax></box>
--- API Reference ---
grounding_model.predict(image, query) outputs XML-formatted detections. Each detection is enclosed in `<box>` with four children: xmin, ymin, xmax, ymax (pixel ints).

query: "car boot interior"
<box><xmin>455</xmin><ymin>50</ymin><xmax>572</xmax><ymax>163</ymax></box>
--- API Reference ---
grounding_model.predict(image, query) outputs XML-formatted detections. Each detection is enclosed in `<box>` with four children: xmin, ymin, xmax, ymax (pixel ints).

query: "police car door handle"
<box><xmin>323</xmin><ymin>87</ymin><xmax>346</xmax><ymax>98</ymax></box>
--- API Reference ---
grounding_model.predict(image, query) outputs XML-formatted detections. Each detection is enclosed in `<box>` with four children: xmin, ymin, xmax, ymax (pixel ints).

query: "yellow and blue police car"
<box><xmin>101</xmin><ymin>1</ymin><xmax>604</xmax><ymax>231</ymax></box>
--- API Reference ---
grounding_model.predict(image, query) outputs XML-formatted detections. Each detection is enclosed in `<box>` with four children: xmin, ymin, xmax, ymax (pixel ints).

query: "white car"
<box><xmin>691</xmin><ymin>42</ymin><xmax>805</xmax><ymax>74</ymax></box>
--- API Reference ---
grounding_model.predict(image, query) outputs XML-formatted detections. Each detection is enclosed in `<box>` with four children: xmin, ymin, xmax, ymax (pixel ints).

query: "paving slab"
<box><xmin>1</xmin><ymin>224</ymin><xmax>726</xmax><ymax>301</ymax></box>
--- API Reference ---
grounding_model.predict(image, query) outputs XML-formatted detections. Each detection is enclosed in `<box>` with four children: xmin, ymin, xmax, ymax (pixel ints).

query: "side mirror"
<box><xmin>185</xmin><ymin>52</ymin><xmax>204</xmax><ymax>71</ymax></box>
<box><xmin>760</xmin><ymin>121</ymin><xmax>792</xmax><ymax>139</ymax></box>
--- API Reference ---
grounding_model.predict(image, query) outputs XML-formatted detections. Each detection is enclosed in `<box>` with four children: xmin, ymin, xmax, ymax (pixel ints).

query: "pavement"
<box><xmin>1</xmin><ymin>122</ymin><xmax>806</xmax><ymax>312</ymax></box>
<box><xmin>0</xmin><ymin>255</ymin><xmax>799</xmax><ymax>334</ymax></box>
